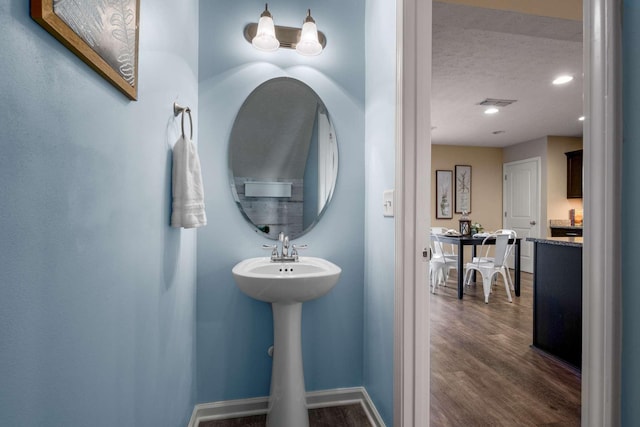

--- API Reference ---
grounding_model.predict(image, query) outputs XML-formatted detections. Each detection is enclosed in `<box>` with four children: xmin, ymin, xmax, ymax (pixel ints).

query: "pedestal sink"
<box><xmin>232</xmin><ymin>257</ymin><xmax>341</xmax><ymax>427</ymax></box>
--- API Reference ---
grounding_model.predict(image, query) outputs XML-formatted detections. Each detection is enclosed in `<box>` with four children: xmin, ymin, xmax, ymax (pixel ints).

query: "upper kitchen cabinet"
<box><xmin>566</xmin><ymin>149</ymin><xmax>583</xmax><ymax>198</ymax></box>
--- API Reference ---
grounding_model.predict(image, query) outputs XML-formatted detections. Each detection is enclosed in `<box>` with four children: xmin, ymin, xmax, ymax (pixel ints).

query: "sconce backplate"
<box><xmin>244</xmin><ymin>23</ymin><xmax>327</xmax><ymax>50</ymax></box>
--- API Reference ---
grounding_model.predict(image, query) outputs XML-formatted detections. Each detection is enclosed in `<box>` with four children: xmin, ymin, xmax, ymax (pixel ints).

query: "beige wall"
<box><xmin>431</xmin><ymin>145</ymin><xmax>504</xmax><ymax>232</ymax></box>
<box><xmin>547</xmin><ymin>136</ymin><xmax>583</xmax><ymax>233</ymax></box>
<box><xmin>433</xmin><ymin>138</ymin><xmax>583</xmax><ymax>238</ymax></box>
<box><xmin>436</xmin><ymin>0</ymin><xmax>582</xmax><ymax>21</ymax></box>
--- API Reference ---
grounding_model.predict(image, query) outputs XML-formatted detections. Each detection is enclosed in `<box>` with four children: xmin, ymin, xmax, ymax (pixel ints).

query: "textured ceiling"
<box><xmin>432</xmin><ymin>2</ymin><xmax>583</xmax><ymax>147</ymax></box>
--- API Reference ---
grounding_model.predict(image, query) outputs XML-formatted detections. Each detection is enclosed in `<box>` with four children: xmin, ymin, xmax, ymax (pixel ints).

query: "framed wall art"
<box><xmin>455</xmin><ymin>165</ymin><xmax>472</xmax><ymax>213</ymax></box>
<box><xmin>31</xmin><ymin>0</ymin><xmax>140</xmax><ymax>100</ymax></box>
<box><xmin>435</xmin><ymin>170</ymin><xmax>453</xmax><ymax>219</ymax></box>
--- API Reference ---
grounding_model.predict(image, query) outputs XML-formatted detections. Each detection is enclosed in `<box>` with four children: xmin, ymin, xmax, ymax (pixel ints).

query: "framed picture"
<box><xmin>31</xmin><ymin>0</ymin><xmax>140</xmax><ymax>100</ymax></box>
<box><xmin>435</xmin><ymin>170</ymin><xmax>453</xmax><ymax>219</ymax></box>
<box><xmin>455</xmin><ymin>165</ymin><xmax>472</xmax><ymax>213</ymax></box>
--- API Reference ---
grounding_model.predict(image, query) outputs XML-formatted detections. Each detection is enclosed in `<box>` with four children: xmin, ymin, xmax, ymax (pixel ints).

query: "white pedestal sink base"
<box><xmin>231</xmin><ymin>257</ymin><xmax>341</xmax><ymax>427</ymax></box>
<box><xmin>267</xmin><ymin>302</ymin><xmax>309</xmax><ymax>427</ymax></box>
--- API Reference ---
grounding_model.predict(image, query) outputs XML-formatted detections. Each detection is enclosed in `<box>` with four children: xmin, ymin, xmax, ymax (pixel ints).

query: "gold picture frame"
<box><xmin>31</xmin><ymin>0</ymin><xmax>140</xmax><ymax>100</ymax></box>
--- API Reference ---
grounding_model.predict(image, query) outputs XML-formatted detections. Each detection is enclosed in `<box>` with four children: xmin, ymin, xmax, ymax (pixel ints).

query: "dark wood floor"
<box><xmin>430</xmin><ymin>271</ymin><xmax>581</xmax><ymax>426</ymax></box>
<box><xmin>198</xmin><ymin>403</ymin><xmax>372</xmax><ymax>427</ymax></box>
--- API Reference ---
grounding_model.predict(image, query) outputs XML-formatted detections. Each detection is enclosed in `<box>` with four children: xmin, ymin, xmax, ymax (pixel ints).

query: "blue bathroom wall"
<box><xmin>197</xmin><ymin>0</ymin><xmax>365</xmax><ymax>403</ymax></box>
<box><xmin>363</xmin><ymin>1</ymin><xmax>396</xmax><ymax>426</ymax></box>
<box><xmin>622</xmin><ymin>1</ymin><xmax>640</xmax><ymax>423</ymax></box>
<box><xmin>0</xmin><ymin>1</ymin><xmax>199</xmax><ymax>426</ymax></box>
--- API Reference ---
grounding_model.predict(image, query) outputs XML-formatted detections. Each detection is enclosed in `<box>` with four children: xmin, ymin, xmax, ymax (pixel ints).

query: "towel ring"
<box><xmin>173</xmin><ymin>102</ymin><xmax>193</xmax><ymax>140</ymax></box>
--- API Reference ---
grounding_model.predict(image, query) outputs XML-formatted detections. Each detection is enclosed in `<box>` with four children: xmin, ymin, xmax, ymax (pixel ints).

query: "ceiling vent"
<box><xmin>478</xmin><ymin>98</ymin><xmax>517</xmax><ymax>107</ymax></box>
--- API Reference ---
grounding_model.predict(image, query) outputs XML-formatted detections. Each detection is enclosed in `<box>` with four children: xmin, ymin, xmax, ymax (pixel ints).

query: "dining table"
<box><xmin>434</xmin><ymin>234</ymin><xmax>522</xmax><ymax>300</ymax></box>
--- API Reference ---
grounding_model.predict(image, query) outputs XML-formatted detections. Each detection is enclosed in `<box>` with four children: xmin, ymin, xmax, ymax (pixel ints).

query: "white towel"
<box><xmin>171</xmin><ymin>135</ymin><xmax>207</xmax><ymax>228</ymax></box>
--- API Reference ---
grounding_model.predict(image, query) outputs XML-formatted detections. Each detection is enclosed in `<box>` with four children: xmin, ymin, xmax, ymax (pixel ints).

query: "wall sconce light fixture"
<box><xmin>296</xmin><ymin>10</ymin><xmax>322</xmax><ymax>56</ymax></box>
<box><xmin>244</xmin><ymin>4</ymin><xmax>327</xmax><ymax>56</ymax></box>
<box><xmin>251</xmin><ymin>4</ymin><xmax>279</xmax><ymax>52</ymax></box>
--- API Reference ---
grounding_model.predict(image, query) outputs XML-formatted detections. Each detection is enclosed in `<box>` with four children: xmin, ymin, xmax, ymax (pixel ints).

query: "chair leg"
<box><xmin>499</xmin><ymin>266</ymin><xmax>513</xmax><ymax>290</ymax></box>
<box><xmin>430</xmin><ymin>263</ymin><xmax>445</xmax><ymax>293</ymax></box>
<box><xmin>463</xmin><ymin>267</ymin><xmax>473</xmax><ymax>287</ymax></box>
<box><xmin>506</xmin><ymin>268</ymin><xmax>514</xmax><ymax>291</ymax></box>
<box><xmin>441</xmin><ymin>267</ymin><xmax>450</xmax><ymax>286</ymax></box>
<box><xmin>482</xmin><ymin>275</ymin><xmax>491</xmax><ymax>304</ymax></box>
<box><xmin>500</xmin><ymin>269</ymin><xmax>513</xmax><ymax>302</ymax></box>
<box><xmin>429</xmin><ymin>263</ymin><xmax>437</xmax><ymax>293</ymax></box>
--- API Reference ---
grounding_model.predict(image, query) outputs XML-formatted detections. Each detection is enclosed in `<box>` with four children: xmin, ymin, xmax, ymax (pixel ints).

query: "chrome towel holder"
<box><xmin>173</xmin><ymin>102</ymin><xmax>193</xmax><ymax>140</ymax></box>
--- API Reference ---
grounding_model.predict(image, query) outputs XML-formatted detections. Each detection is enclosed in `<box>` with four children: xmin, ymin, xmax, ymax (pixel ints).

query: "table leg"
<box><xmin>515</xmin><ymin>240</ymin><xmax>521</xmax><ymax>297</ymax></box>
<box><xmin>457</xmin><ymin>241</ymin><xmax>464</xmax><ymax>299</ymax></box>
<box><xmin>471</xmin><ymin>244</ymin><xmax>477</xmax><ymax>283</ymax></box>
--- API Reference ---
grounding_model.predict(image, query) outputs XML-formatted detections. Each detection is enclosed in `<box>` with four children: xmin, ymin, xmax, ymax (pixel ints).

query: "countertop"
<box><xmin>526</xmin><ymin>237</ymin><xmax>583</xmax><ymax>247</ymax></box>
<box><xmin>549</xmin><ymin>220</ymin><xmax>583</xmax><ymax>230</ymax></box>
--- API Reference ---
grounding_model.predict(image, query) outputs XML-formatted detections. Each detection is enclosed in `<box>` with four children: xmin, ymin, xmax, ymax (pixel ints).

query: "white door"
<box><xmin>503</xmin><ymin>158</ymin><xmax>541</xmax><ymax>273</ymax></box>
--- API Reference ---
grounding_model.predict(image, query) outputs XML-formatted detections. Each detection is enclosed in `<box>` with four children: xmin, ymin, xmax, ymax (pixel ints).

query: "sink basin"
<box><xmin>232</xmin><ymin>256</ymin><xmax>341</xmax><ymax>303</ymax></box>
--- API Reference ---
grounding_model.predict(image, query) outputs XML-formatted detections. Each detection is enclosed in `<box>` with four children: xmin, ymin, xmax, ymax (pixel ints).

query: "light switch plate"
<box><xmin>383</xmin><ymin>189</ymin><xmax>394</xmax><ymax>217</ymax></box>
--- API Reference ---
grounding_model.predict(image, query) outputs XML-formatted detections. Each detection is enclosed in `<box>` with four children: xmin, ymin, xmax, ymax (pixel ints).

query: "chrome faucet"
<box><xmin>262</xmin><ymin>232</ymin><xmax>307</xmax><ymax>262</ymax></box>
<box><xmin>280</xmin><ymin>232</ymin><xmax>290</xmax><ymax>258</ymax></box>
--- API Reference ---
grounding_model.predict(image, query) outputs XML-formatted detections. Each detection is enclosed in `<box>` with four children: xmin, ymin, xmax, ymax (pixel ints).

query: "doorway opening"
<box><xmin>394</xmin><ymin>0</ymin><xmax>621</xmax><ymax>425</ymax></box>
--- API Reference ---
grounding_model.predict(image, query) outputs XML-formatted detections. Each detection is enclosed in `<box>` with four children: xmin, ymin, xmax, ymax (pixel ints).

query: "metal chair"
<box><xmin>471</xmin><ymin>229</ymin><xmax>517</xmax><ymax>291</ymax></box>
<box><xmin>430</xmin><ymin>227</ymin><xmax>458</xmax><ymax>293</ymax></box>
<box><xmin>463</xmin><ymin>231</ymin><xmax>516</xmax><ymax>303</ymax></box>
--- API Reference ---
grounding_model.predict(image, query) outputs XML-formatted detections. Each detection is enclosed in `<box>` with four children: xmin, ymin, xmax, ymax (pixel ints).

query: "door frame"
<box><xmin>393</xmin><ymin>0</ymin><xmax>431</xmax><ymax>425</ymax></box>
<box><xmin>394</xmin><ymin>0</ymin><xmax>622</xmax><ymax>425</ymax></box>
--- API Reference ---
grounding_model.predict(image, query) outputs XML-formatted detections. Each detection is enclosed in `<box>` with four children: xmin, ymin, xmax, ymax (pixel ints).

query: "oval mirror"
<box><xmin>229</xmin><ymin>77</ymin><xmax>339</xmax><ymax>240</ymax></box>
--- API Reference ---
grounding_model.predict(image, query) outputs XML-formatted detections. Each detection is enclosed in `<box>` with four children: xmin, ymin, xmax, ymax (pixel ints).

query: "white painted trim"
<box><xmin>186</xmin><ymin>387</ymin><xmax>385</xmax><ymax>427</ymax></box>
<box><xmin>582</xmin><ymin>0</ymin><xmax>622</xmax><ymax>425</ymax></box>
<box><xmin>394</xmin><ymin>0</ymin><xmax>431</xmax><ymax>426</ymax></box>
<box><xmin>306</xmin><ymin>388</ymin><xmax>386</xmax><ymax>427</ymax></box>
<box><xmin>187</xmin><ymin>395</ymin><xmax>268</xmax><ymax>426</ymax></box>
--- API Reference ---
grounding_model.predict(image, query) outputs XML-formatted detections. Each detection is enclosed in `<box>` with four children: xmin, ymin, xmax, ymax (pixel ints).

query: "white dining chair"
<box><xmin>463</xmin><ymin>231</ymin><xmax>516</xmax><ymax>303</ymax></box>
<box><xmin>493</xmin><ymin>229</ymin><xmax>517</xmax><ymax>290</ymax></box>
<box><xmin>430</xmin><ymin>227</ymin><xmax>458</xmax><ymax>293</ymax></box>
<box><xmin>471</xmin><ymin>229</ymin><xmax>517</xmax><ymax>291</ymax></box>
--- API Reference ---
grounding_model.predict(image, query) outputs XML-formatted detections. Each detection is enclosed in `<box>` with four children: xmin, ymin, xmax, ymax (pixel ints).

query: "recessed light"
<box><xmin>484</xmin><ymin>107</ymin><xmax>499</xmax><ymax>115</ymax></box>
<box><xmin>579</xmin><ymin>116</ymin><xmax>585</xmax><ymax>121</ymax></box>
<box><xmin>553</xmin><ymin>75</ymin><xmax>574</xmax><ymax>85</ymax></box>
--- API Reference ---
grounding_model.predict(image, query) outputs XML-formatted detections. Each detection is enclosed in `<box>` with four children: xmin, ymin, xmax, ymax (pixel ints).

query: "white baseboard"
<box><xmin>187</xmin><ymin>386</ymin><xmax>385</xmax><ymax>427</ymax></box>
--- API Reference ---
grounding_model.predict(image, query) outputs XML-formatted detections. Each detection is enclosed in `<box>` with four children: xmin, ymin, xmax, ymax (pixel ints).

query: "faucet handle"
<box><xmin>291</xmin><ymin>244</ymin><xmax>308</xmax><ymax>260</ymax></box>
<box><xmin>262</xmin><ymin>244</ymin><xmax>278</xmax><ymax>259</ymax></box>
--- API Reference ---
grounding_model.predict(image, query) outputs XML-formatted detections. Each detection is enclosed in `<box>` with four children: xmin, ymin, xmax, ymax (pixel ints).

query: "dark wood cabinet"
<box><xmin>530</xmin><ymin>239</ymin><xmax>582</xmax><ymax>369</ymax></box>
<box><xmin>566</xmin><ymin>149</ymin><xmax>583</xmax><ymax>198</ymax></box>
<box><xmin>550</xmin><ymin>227</ymin><xmax>583</xmax><ymax>237</ymax></box>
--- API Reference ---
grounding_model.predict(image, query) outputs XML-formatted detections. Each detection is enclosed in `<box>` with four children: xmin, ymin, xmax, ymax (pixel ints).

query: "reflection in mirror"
<box><xmin>229</xmin><ymin>77</ymin><xmax>338</xmax><ymax>240</ymax></box>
